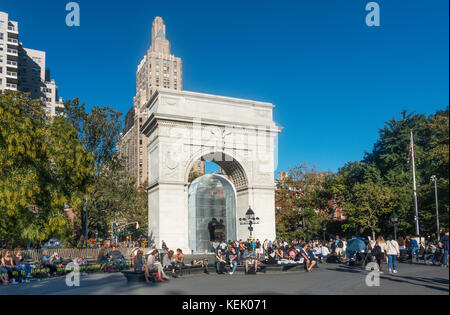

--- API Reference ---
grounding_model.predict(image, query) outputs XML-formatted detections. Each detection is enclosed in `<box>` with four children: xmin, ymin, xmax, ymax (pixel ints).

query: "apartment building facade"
<box><xmin>0</xmin><ymin>11</ymin><xmax>64</xmax><ymax>116</ymax></box>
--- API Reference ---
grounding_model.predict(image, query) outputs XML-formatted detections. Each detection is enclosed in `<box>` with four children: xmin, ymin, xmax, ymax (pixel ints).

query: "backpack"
<box><xmin>372</xmin><ymin>244</ymin><xmax>382</xmax><ymax>257</ymax></box>
<box><xmin>107</xmin><ymin>266</ymin><xmax>118</xmax><ymax>273</ymax></box>
<box><xmin>337</xmin><ymin>240</ymin><xmax>343</xmax><ymax>248</ymax></box>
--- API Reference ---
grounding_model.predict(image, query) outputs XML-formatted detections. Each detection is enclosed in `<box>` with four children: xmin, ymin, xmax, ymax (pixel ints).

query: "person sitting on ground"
<box><xmin>108</xmin><ymin>246</ymin><xmax>126</xmax><ymax>271</ymax></box>
<box><xmin>243</xmin><ymin>245</ymin><xmax>258</xmax><ymax>274</ymax></box>
<box><xmin>134</xmin><ymin>250</ymin><xmax>150</xmax><ymax>284</ymax></box>
<box><xmin>41</xmin><ymin>251</ymin><xmax>58</xmax><ymax>277</ymax></box>
<box><xmin>163</xmin><ymin>250</ymin><xmax>177</xmax><ymax>277</ymax></box>
<box><xmin>215</xmin><ymin>249</ymin><xmax>227</xmax><ymax>274</ymax></box>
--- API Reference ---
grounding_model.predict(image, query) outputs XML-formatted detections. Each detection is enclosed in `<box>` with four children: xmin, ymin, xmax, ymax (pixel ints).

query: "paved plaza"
<box><xmin>0</xmin><ymin>262</ymin><xmax>448</xmax><ymax>295</ymax></box>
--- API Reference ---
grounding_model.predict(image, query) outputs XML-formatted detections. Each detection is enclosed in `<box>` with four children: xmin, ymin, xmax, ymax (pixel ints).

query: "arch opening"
<box><xmin>188</xmin><ymin>174</ymin><xmax>237</xmax><ymax>253</ymax></box>
<box><xmin>186</xmin><ymin>152</ymin><xmax>248</xmax><ymax>191</ymax></box>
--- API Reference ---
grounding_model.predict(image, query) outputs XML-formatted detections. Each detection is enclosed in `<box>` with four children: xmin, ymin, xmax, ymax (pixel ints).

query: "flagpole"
<box><xmin>411</xmin><ymin>130</ymin><xmax>420</xmax><ymax>236</ymax></box>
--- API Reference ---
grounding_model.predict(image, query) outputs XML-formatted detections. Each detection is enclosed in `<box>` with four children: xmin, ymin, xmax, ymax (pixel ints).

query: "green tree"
<box><xmin>62</xmin><ymin>98</ymin><xmax>125</xmax><ymax>246</ymax></box>
<box><xmin>0</xmin><ymin>91</ymin><xmax>93</xmax><ymax>247</ymax></box>
<box><xmin>340</xmin><ymin>179</ymin><xmax>397</xmax><ymax>240</ymax></box>
<box><xmin>276</xmin><ymin>164</ymin><xmax>331</xmax><ymax>240</ymax></box>
<box><xmin>87</xmin><ymin>157</ymin><xmax>148</xmax><ymax>242</ymax></box>
<box><xmin>332</xmin><ymin>108</ymin><xmax>449</xmax><ymax>237</ymax></box>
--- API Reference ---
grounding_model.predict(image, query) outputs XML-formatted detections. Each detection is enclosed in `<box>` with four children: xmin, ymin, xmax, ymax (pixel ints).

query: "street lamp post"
<box><xmin>239</xmin><ymin>207</ymin><xmax>260</xmax><ymax>241</ymax></box>
<box><xmin>85</xmin><ymin>198</ymin><xmax>89</xmax><ymax>249</ymax></box>
<box><xmin>431</xmin><ymin>175</ymin><xmax>440</xmax><ymax>239</ymax></box>
<box><xmin>389</xmin><ymin>212</ymin><xmax>399</xmax><ymax>240</ymax></box>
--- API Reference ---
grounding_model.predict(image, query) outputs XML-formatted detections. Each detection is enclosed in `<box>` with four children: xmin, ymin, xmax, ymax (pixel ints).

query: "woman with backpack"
<box><xmin>373</xmin><ymin>236</ymin><xmax>387</xmax><ymax>274</ymax></box>
<box><xmin>386</xmin><ymin>235</ymin><xmax>400</xmax><ymax>274</ymax></box>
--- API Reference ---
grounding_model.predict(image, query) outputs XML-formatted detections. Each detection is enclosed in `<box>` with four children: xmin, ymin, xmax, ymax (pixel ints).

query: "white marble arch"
<box><xmin>141</xmin><ymin>89</ymin><xmax>281</xmax><ymax>252</ymax></box>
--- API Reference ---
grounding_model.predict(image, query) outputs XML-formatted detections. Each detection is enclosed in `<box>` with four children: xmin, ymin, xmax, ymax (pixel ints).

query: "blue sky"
<box><xmin>2</xmin><ymin>0</ymin><xmax>448</xmax><ymax>174</ymax></box>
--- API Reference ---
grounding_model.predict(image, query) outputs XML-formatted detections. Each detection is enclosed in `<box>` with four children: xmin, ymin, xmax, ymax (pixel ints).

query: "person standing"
<box><xmin>386</xmin><ymin>235</ymin><xmax>400</xmax><ymax>274</ymax></box>
<box><xmin>373</xmin><ymin>236</ymin><xmax>387</xmax><ymax>274</ymax></box>
<box><xmin>263</xmin><ymin>239</ymin><xmax>269</xmax><ymax>259</ymax></box>
<box><xmin>255</xmin><ymin>239</ymin><xmax>263</xmax><ymax>260</ymax></box>
<box><xmin>335</xmin><ymin>236</ymin><xmax>344</xmax><ymax>258</ymax></box>
<box><xmin>438</xmin><ymin>231</ymin><xmax>449</xmax><ymax>267</ymax></box>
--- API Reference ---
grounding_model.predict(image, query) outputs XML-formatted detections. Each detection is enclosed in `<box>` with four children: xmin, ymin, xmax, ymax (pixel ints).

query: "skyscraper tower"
<box><xmin>118</xmin><ymin>17</ymin><xmax>196</xmax><ymax>187</ymax></box>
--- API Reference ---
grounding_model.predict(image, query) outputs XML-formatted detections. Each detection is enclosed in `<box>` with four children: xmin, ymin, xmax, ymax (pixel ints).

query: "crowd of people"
<box><xmin>210</xmin><ymin>238</ymin><xmax>331</xmax><ymax>274</ymax></box>
<box><xmin>207</xmin><ymin>231</ymin><xmax>449</xmax><ymax>275</ymax></box>
<box><xmin>95</xmin><ymin>243</ymin><xmax>187</xmax><ymax>284</ymax></box>
<box><xmin>1</xmin><ymin>231</ymin><xmax>448</xmax><ymax>285</ymax></box>
<box><xmin>0</xmin><ymin>249</ymin><xmax>88</xmax><ymax>285</ymax></box>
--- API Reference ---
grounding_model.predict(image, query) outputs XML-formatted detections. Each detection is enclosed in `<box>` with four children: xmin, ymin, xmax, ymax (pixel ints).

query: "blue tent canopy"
<box><xmin>346</xmin><ymin>237</ymin><xmax>367</xmax><ymax>253</ymax></box>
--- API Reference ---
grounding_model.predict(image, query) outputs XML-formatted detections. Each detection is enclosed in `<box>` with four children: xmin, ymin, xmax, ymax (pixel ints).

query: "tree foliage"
<box><xmin>276</xmin><ymin>164</ymin><xmax>331</xmax><ymax>240</ymax></box>
<box><xmin>333</xmin><ymin>108</ymin><xmax>449</xmax><ymax>239</ymax></box>
<box><xmin>0</xmin><ymin>91</ymin><xmax>93</xmax><ymax>247</ymax></box>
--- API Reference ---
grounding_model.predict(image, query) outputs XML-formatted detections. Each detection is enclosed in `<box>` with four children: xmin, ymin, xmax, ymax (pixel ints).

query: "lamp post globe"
<box><xmin>245</xmin><ymin>207</ymin><xmax>255</xmax><ymax>221</ymax></box>
<box><xmin>240</xmin><ymin>207</ymin><xmax>260</xmax><ymax>241</ymax></box>
<box><xmin>390</xmin><ymin>212</ymin><xmax>399</xmax><ymax>240</ymax></box>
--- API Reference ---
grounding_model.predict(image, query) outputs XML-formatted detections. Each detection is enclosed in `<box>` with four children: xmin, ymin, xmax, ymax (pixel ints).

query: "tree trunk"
<box><xmin>372</xmin><ymin>229</ymin><xmax>376</xmax><ymax>241</ymax></box>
